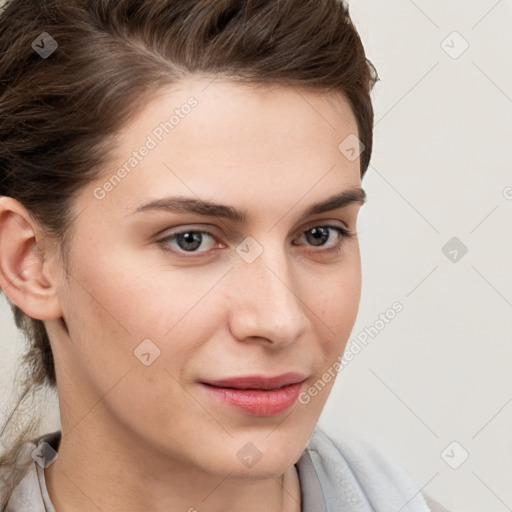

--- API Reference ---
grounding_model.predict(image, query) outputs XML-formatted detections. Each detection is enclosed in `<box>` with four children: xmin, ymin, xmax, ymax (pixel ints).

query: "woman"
<box><xmin>0</xmin><ymin>0</ymin><xmax>449</xmax><ymax>510</ymax></box>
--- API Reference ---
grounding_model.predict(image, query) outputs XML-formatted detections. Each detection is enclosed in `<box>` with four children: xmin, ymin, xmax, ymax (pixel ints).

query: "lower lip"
<box><xmin>199</xmin><ymin>381</ymin><xmax>305</xmax><ymax>416</ymax></box>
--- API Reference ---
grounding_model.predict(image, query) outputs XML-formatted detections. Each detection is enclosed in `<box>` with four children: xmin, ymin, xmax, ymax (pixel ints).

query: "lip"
<box><xmin>200</xmin><ymin>372</ymin><xmax>307</xmax><ymax>390</ymax></box>
<box><xmin>199</xmin><ymin>373</ymin><xmax>307</xmax><ymax>417</ymax></box>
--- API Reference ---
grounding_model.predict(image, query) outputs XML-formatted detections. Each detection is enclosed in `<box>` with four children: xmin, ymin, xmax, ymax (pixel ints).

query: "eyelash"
<box><xmin>157</xmin><ymin>224</ymin><xmax>355</xmax><ymax>259</ymax></box>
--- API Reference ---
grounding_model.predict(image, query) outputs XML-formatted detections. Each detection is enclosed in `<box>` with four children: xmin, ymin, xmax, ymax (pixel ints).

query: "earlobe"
<box><xmin>0</xmin><ymin>196</ymin><xmax>63</xmax><ymax>321</ymax></box>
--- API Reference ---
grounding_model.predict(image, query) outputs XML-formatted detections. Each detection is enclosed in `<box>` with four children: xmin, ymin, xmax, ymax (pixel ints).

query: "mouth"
<box><xmin>200</xmin><ymin>372</ymin><xmax>307</xmax><ymax>390</ymax></box>
<box><xmin>199</xmin><ymin>373</ymin><xmax>308</xmax><ymax>416</ymax></box>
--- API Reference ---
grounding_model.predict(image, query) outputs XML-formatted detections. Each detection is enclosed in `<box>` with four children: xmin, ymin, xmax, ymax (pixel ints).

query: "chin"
<box><xmin>202</xmin><ymin>435</ymin><xmax>305</xmax><ymax>480</ymax></box>
<box><xmin>222</xmin><ymin>459</ymin><xmax>295</xmax><ymax>481</ymax></box>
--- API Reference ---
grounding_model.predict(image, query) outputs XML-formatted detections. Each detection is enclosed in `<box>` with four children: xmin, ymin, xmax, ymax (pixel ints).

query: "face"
<box><xmin>47</xmin><ymin>78</ymin><xmax>364</xmax><ymax>479</ymax></box>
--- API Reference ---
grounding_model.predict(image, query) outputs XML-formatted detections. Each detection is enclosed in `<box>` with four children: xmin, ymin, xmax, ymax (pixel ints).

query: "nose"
<box><xmin>226</xmin><ymin>241</ymin><xmax>309</xmax><ymax>348</ymax></box>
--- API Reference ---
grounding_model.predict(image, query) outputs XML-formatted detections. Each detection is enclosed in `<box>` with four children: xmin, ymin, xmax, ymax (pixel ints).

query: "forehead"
<box><xmin>78</xmin><ymin>78</ymin><xmax>361</xmax><ymax>220</ymax></box>
<box><xmin>113</xmin><ymin>76</ymin><xmax>359</xmax><ymax>157</ymax></box>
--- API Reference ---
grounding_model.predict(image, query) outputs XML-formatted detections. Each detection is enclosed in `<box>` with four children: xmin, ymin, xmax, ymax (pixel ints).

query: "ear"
<box><xmin>0</xmin><ymin>196</ymin><xmax>64</xmax><ymax>321</ymax></box>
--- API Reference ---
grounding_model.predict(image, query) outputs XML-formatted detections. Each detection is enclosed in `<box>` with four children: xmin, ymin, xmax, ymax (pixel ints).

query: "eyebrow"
<box><xmin>131</xmin><ymin>187</ymin><xmax>366</xmax><ymax>223</ymax></box>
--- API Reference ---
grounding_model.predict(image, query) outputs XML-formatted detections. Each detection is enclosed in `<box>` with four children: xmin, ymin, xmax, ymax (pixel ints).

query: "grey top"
<box><xmin>3</xmin><ymin>426</ymin><xmax>447</xmax><ymax>511</ymax></box>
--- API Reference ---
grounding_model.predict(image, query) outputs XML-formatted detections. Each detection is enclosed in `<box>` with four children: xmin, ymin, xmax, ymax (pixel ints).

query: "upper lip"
<box><xmin>200</xmin><ymin>372</ymin><xmax>307</xmax><ymax>390</ymax></box>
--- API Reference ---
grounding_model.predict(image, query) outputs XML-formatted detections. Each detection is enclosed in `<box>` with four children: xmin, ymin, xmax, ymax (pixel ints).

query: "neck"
<box><xmin>44</xmin><ymin>425</ymin><xmax>302</xmax><ymax>512</ymax></box>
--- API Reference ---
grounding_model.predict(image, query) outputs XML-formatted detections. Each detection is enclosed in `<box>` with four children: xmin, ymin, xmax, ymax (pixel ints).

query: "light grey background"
<box><xmin>1</xmin><ymin>1</ymin><xmax>511</xmax><ymax>511</ymax></box>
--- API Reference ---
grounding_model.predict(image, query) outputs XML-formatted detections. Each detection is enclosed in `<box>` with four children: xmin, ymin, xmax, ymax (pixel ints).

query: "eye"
<box><xmin>158</xmin><ymin>229</ymin><xmax>221</xmax><ymax>256</ymax></box>
<box><xmin>157</xmin><ymin>224</ymin><xmax>355</xmax><ymax>258</ymax></box>
<box><xmin>293</xmin><ymin>225</ymin><xmax>355</xmax><ymax>254</ymax></box>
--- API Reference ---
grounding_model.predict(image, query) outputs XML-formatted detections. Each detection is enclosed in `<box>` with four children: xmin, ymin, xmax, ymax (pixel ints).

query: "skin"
<box><xmin>0</xmin><ymin>77</ymin><xmax>365</xmax><ymax>512</ymax></box>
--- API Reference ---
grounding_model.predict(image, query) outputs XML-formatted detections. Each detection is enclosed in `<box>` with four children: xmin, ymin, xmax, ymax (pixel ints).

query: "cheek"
<box><xmin>60</xmin><ymin>247</ymin><xmax>232</xmax><ymax>407</ymax></box>
<box><xmin>313</xmin><ymin>260</ymin><xmax>361</xmax><ymax>336</ymax></box>
<box><xmin>67</xmin><ymin>240</ymin><xmax>223</xmax><ymax>338</ymax></box>
<box><xmin>297</xmin><ymin>265</ymin><xmax>360</xmax><ymax>413</ymax></box>
<box><xmin>60</xmin><ymin>266</ymin><xmax>208</xmax><ymax>433</ymax></box>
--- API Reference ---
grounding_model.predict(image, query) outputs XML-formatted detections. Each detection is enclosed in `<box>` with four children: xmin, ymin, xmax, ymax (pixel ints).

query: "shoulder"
<box><xmin>304</xmin><ymin>426</ymin><xmax>450</xmax><ymax>512</ymax></box>
<box><xmin>423</xmin><ymin>493</ymin><xmax>451</xmax><ymax>512</ymax></box>
<box><xmin>0</xmin><ymin>430</ymin><xmax>60</xmax><ymax>512</ymax></box>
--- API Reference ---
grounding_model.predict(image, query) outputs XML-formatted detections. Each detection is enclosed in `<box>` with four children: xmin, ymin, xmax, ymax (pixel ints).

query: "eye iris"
<box><xmin>306</xmin><ymin>227</ymin><xmax>329</xmax><ymax>246</ymax></box>
<box><xmin>177</xmin><ymin>232</ymin><xmax>203</xmax><ymax>251</ymax></box>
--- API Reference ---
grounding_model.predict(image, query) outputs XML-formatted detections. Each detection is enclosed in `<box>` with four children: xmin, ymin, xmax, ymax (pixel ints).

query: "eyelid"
<box><xmin>300</xmin><ymin>217</ymin><xmax>350</xmax><ymax>231</ymax></box>
<box><xmin>155</xmin><ymin>219</ymin><xmax>350</xmax><ymax>243</ymax></box>
<box><xmin>154</xmin><ymin>223</ymin><xmax>223</xmax><ymax>243</ymax></box>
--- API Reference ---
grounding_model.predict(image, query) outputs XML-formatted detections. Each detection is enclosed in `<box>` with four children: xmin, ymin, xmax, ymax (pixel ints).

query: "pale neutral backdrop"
<box><xmin>1</xmin><ymin>1</ymin><xmax>511</xmax><ymax>511</ymax></box>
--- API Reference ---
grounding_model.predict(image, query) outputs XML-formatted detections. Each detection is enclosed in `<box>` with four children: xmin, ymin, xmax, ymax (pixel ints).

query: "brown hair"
<box><xmin>0</xmin><ymin>0</ymin><xmax>378</xmax><ymax>505</ymax></box>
